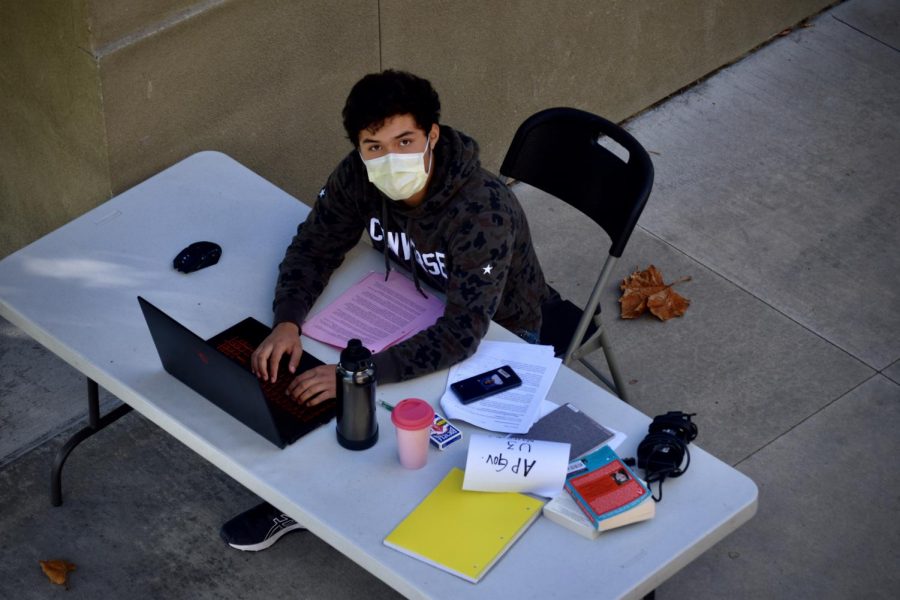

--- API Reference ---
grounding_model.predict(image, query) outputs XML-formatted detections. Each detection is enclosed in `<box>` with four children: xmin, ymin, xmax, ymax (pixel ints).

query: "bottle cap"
<box><xmin>340</xmin><ymin>338</ymin><xmax>372</xmax><ymax>371</ymax></box>
<box><xmin>391</xmin><ymin>398</ymin><xmax>435</xmax><ymax>431</ymax></box>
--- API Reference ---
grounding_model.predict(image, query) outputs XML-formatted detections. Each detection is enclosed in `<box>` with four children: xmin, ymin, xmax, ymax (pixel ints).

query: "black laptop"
<box><xmin>137</xmin><ymin>296</ymin><xmax>336</xmax><ymax>448</ymax></box>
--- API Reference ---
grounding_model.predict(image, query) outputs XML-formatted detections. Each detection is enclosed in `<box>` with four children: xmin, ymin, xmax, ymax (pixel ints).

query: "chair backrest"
<box><xmin>500</xmin><ymin>107</ymin><xmax>654</xmax><ymax>258</ymax></box>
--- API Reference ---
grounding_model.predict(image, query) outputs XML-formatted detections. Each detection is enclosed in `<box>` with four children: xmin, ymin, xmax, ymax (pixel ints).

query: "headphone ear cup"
<box><xmin>638</xmin><ymin>412</ymin><xmax>697</xmax><ymax>477</ymax></box>
<box><xmin>637</xmin><ymin>435</ymin><xmax>683</xmax><ymax>473</ymax></box>
<box><xmin>647</xmin><ymin>412</ymin><xmax>697</xmax><ymax>442</ymax></box>
<box><xmin>647</xmin><ymin>420</ymin><xmax>669</xmax><ymax>435</ymax></box>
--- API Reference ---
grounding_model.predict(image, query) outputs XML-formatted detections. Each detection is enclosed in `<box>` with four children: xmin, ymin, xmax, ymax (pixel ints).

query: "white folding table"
<box><xmin>0</xmin><ymin>152</ymin><xmax>757</xmax><ymax>599</ymax></box>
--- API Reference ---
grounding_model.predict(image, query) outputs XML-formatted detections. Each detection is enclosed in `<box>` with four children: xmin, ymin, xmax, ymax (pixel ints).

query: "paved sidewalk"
<box><xmin>1</xmin><ymin>0</ymin><xmax>898</xmax><ymax>597</ymax></box>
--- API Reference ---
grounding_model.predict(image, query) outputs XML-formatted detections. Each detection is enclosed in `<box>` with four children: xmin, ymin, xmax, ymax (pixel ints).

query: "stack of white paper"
<box><xmin>440</xmin><ymin>341</ymin><xmax>561</xmax><ymax>433</ymax></box>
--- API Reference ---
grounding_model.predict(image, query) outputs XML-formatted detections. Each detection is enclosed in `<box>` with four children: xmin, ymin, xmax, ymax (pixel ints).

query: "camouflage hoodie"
<box><xmin>273</xmin><ymin>125</ymin><xmax>549</xmax><ymax>383</ymax></box>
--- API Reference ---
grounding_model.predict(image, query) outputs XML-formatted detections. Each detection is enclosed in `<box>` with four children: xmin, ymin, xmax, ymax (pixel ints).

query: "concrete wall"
<box><xmin>383</xmin><ymin>0</ymin><xmax>836</xmax><ymax>170</ymax></box>
<box><xmin>0</xmin><ymin>0</ymin><xmax>834</xmax><ymax>259</ymax></box>
<box><xmin>93</xmin><ymin>0</ymin><xmax>378</xmax><ymax>203</ymax></box>
<box><xmin>0</xmin><ymin>0</ymin><xmax>110</xmax><ymax>258</ymax></box>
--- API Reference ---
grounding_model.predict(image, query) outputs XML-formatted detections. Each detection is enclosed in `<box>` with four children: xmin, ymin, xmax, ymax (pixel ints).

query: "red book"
<box><xmin>564</xmin><ymin>446</ymin><xmax>650</xmax><ymax>527</ymax></box>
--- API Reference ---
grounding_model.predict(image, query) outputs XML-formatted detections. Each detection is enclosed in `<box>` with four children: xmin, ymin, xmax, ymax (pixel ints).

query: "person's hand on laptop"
<box><xmin>251</xmin><ymin>322</ymin><xmax>302</xmax><ymax>383</ymax></box>
<box><xmin>252</xmin><ymin>321</ymin><xmax>337</xmax><ymax>406</ymax></box>
<box><xmin>287</xmin><ymin>365</ymin><xmax>337</xmax><ymax>406</ymax></box>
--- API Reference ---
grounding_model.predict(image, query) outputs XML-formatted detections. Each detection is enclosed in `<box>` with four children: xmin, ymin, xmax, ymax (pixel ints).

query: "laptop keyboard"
<box><xmin>215</xmin><ymin>337</ymin><xmax>330</xmax><ymax>422</ymax></box>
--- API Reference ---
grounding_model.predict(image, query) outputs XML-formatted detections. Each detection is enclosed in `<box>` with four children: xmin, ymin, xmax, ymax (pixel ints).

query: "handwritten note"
<box><xmin>462</xmin><ymin>434</ymin><xmax>570</xmax><ymax>498</ymax></box>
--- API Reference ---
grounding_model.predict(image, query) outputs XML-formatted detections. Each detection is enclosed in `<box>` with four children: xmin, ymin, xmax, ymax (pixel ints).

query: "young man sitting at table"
<box><xmin>219</xmin><ymin>69</ymin><xmax>549</xmax><ymax>551</ymax></box>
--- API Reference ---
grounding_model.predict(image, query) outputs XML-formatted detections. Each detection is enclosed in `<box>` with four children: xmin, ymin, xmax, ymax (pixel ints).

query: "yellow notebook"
<box><xmin>383</xmin><ymin>467</ymin><xmax>544</xmax><ymax>583</ymax></box>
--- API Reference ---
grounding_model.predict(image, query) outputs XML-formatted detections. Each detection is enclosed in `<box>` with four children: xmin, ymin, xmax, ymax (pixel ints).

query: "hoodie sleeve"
<box><xmin>372</xmin><ymin>197</ymin><xmax>516</xmax><ymax>383</ymax></box>
<box><xmin>273</xmin><ymin>163</ymin><xmax>365</xmax><ymax>329</ymax></box>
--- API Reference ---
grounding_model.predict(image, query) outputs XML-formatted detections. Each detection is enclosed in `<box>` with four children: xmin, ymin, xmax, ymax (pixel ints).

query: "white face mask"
<box><xmin>361</xmin><ymin>138</ymin><xmax>432</xmax><ymax>201</ymax></box>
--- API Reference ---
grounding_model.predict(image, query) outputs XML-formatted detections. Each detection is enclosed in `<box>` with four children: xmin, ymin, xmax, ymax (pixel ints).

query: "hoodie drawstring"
<box><xmin>407</xmin><ymin>237</ymin><xmax>428</xmax><ymax>299</ymax></box>
<box><xmin>380</xmin><ymin>196</ymin><xmax>428</xmax><ymax>299</ymax></box>
<box><xmin>381</xmin><ymin>196</ymin><xmax>392</xmax><ymax>281</ymax></box>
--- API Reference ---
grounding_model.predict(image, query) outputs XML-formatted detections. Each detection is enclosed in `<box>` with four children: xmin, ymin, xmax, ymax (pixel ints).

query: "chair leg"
<box><xmin>579</xmin><ymin>358</ymin><xmax>618</xmax><ymax>396</ymax></box>
<box><xmin>599</xmin><ymin>329</ymin><xmax>630</xmax><ymax>404</ymax></box>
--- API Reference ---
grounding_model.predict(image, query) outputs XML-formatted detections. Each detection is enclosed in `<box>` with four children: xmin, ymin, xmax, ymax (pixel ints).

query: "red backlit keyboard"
<box><xmin>215</xmin><ymin>336</ymin><xmax>331</xmax><ymax>422</ymax></box>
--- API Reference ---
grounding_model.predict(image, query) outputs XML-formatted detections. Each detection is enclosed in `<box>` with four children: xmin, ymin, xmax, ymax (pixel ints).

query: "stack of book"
<box><xmin>544</xmin><ymin>445</ymin><xmax>655</xmax><ymax>540</ymax></box>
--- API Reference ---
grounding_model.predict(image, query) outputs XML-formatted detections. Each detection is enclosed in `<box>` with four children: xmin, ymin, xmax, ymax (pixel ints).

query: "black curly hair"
<box><xmin>342</xmin><ymin>70</ymin><xmax>441</xmax><ymax>147</ymax></box>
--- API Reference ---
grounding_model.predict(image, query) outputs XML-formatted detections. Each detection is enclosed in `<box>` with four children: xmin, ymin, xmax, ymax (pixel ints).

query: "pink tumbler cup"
<box><xmin>390</xmin><ymin>398</ymin><xmax>435</xmax><ymax>469</ymax></box>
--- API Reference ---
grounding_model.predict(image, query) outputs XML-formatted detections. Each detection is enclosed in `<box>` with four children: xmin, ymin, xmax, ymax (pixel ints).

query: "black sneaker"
<box><xmin>219</xmin><ymin>502</ymin><xmax>305</xmax><ymax>551</ymax></box>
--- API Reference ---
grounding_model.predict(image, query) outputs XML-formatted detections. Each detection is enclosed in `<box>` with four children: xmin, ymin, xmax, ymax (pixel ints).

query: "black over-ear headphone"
<box><xmin>636</xmin><ymin>411</ymin><xmax>698</xmax><ymax>501</ymax></box>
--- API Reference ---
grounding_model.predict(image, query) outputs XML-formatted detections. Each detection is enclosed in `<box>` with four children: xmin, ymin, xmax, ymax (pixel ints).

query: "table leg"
<box><xmin>50</xmin><ymin>378</ymin><xmax>133</xmax><ymax>506</ymax></box>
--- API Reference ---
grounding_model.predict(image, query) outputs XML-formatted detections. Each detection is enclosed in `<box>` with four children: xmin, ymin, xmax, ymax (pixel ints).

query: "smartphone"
<box><xmin>450</xmin><ymin>365</ymin><xmax>522</xmax><ymax>404</ymax></box>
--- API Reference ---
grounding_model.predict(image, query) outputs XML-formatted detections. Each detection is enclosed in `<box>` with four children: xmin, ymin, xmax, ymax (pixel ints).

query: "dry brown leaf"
<box><xmin>39</xmin><ymin>559</ymin><xmax>76</xmax><ymax>587</ymax></box>
<box><xmin>619</xmin><ymin>288</ymin><xmax>650</xmax><ymax>319</ymax></box>
<box><xmin>647</xmin><ymin>285</ymin><xmax>691</xmax><ymax>320</ymax></box>
<box><xmin>618</xmin><ymin>265</ymin><xmax>666</xmax><ymax>318</ymax></box>
<box><xmin>619</xmin><ymin>265</ymin><xmax>691</xmax><ymax>321</ymax></box>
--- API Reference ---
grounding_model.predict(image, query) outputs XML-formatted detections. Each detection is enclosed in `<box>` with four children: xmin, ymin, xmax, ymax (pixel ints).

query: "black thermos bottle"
<box><xmin>335</xmin><ymin>338</ymin><xmax>378</xmax><ymax>450</ymax></box>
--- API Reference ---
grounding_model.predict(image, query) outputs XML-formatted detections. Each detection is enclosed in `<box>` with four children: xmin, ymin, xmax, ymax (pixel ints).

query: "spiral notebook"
<box><xmin>383</xmin><ymin>467</ymin><xmax>543</xmax><ymax>583</ymax></box>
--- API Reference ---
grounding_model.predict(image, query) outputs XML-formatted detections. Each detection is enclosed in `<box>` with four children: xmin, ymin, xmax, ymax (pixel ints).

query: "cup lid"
<box><xmin>391</xmin><ymin>398</ymin><xmax>435</xmax><ymax>430</ymax></box>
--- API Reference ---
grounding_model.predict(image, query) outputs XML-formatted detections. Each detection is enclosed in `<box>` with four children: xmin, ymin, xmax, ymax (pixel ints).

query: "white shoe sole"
<box><xmin>226</xmin><ymin>523</ymin><xmax>306</xmax><ymax>552</ymax></box>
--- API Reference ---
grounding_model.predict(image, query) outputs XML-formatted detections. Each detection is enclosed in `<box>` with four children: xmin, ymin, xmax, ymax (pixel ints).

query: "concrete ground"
<box><xmin>1</xmin><ymin>0</ymin><xmax>898</xmax><ymax>597</ymax></box>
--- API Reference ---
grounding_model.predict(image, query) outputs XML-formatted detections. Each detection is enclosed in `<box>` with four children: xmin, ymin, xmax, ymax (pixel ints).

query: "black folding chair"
<box><xmin>500</xmin><ymin>107</ymin><xmax>654</xmax><ymax>402</ymax></box>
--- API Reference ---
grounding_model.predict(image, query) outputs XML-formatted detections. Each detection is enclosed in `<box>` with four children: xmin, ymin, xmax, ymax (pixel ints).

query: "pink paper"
<box><xmin>301</xmin><ymin>271</ymin><xmax>445</xmax><ymax>352</ymax></box>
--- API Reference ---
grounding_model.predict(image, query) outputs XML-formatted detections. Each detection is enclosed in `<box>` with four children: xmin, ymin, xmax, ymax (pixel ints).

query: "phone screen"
<box><xmin>450</xmin><ymin>365</ymin><xmax>522</xmax><ymax>404</ymax></box>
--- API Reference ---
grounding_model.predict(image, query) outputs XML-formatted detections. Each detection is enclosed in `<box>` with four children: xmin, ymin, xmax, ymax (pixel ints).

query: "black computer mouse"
<box><xmin>173</xmin><ymin>241</ymin><xmax>222</xmax><ymax>273</ymax></box>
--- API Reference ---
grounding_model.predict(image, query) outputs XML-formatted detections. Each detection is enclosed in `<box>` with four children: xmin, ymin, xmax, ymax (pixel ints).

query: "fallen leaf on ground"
<box><xmin>647</xmin><ymin>285</ymin><xmax>691</xmax><ymax>320</ymax></box>
<box><xmin>39</xmin><ymin>559</ymin><xmax>76</xmax><ymax>587</ymax></box>
<box><xmin>619</xmin><ymin>265</ymin><xmax>666</xmax><ymax>318</ymax></box>
<box><xmin>619</xmin><ymin>265</ymin><xmax>691</xmax><ymax>321</ymax></box>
